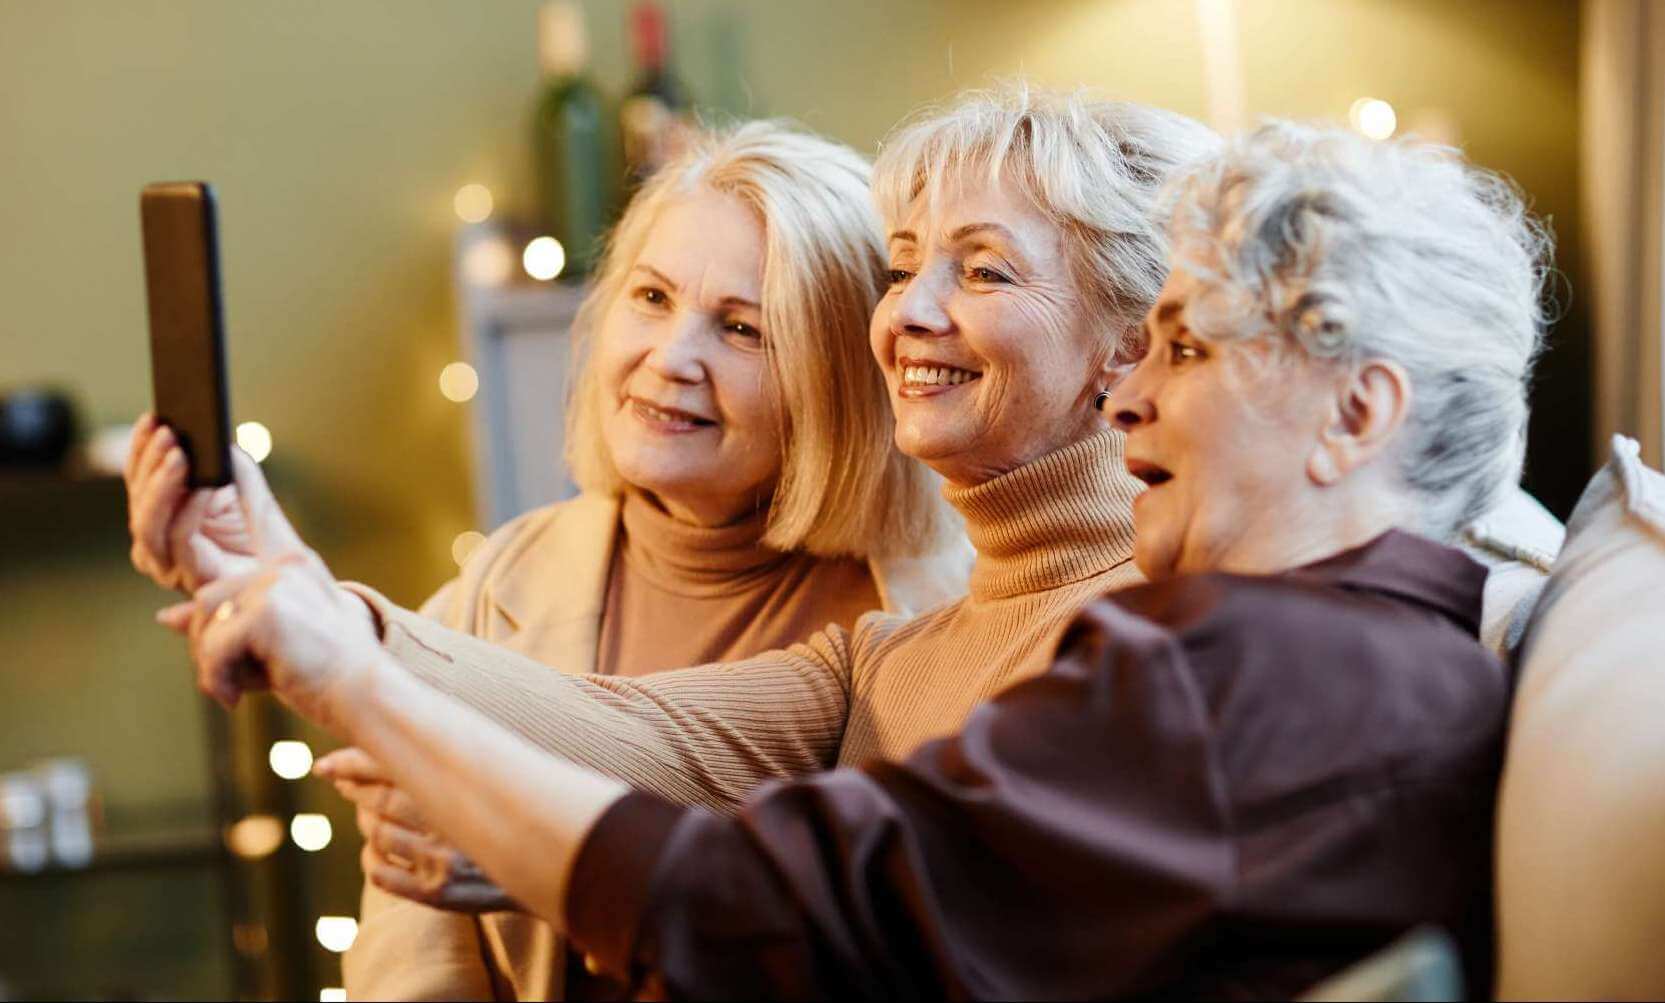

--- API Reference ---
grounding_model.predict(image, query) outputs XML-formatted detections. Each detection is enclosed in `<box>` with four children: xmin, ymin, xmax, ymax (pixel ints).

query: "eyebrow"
<box><xmin>631</xmin><ymin>263</ymin><xmax>759</xmax><ymax>309</ymax></box>
<box><xmin>1141</xmin><ymin>299</ymin><xmax>1186</xmax><ymax>342</ymax></box>
<box><xmin>947</xmin><ymin>221</ymin><xmax>1018</xmax><ymax>245</ymax></box>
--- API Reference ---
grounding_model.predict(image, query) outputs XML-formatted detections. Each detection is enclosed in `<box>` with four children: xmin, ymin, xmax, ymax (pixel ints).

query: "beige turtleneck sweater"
<box><xmin>369</xmin><ymin>430</ymin><xmax>1144</xmax><ymax>814</ymax></box>
<box><xmin>598</xmin><ymin>491</ymin><xmax>880</xmax><ymax>678</ymax></box>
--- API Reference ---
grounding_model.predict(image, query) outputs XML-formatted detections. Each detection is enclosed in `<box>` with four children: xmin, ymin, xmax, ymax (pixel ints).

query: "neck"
<box><xmin>1221</xmin><ymin>482</ymin><xmax>1416</xmax><ymax>576</ymax></box>
<box><xmin>643</xmin><ymin>486</ymin><xmax>768</xmax><ymax>529</ymax></box>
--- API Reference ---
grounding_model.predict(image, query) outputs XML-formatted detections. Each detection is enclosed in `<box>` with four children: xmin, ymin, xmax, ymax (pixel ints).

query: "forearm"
<box><xmin>338</xmin><ymin>651</ymin><xmax>625</xmax><ymax>927</ymax></box>
<box><xmin>364</xmin><ymin>588</ymin><xmax>854</xmax><ymax>811</ymax></box>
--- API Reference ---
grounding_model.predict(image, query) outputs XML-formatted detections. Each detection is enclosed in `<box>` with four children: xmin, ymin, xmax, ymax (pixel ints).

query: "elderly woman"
<box><xmin>164</xmin><ymin>117</ymin><xmax>1544</xmax><ymax>997</ymax></box>
<box><xmin>124</xmin><ymin>122</ymin><xmax>967</xmax><ymax>999</ymax></box>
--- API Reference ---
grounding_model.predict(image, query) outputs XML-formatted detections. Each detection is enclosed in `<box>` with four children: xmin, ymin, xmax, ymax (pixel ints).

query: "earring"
<box><xmin>1092</xmin><ymin>390</ymin><xmax>1112</xmax><ymax>411</ymax></box>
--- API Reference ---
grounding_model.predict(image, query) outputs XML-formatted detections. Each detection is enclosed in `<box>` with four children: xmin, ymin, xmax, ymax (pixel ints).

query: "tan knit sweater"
<box><xmin>365</xmin><ymin>429</ymin><xmax>1144</xmax><ymax>814</ymax></box>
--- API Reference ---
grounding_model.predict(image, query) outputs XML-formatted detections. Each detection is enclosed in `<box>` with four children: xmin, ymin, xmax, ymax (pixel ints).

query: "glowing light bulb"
<box><xmin>320</xmin><ymin>990</ymin><xmax>347</xmax><ymax>1002</ymax></box>
<box><xmin>462</xmin><ymin>236</ymin><xmax>514</xmax><ymax>286</ymax></box>
<box><xmin>315</xmin><ymin>916</ymin><xmax>359</xmax><ymax>953</ymax></box>
<box><xmin>1349</xmin><ymin>97</ymin><xmax>1397</xmax><ymax>141</ymax></box>
<box><xmin>439</xmin><ymin>361</ymin><xmax>479</xmax><ymax>403</ymax></box>
<box><xmin>225</xmin><ymin>814</ymin><xmax>285</xmax><ymax>860</ymax></box>
<box><xmin>452</xmin><ymin>530</ymin><xmax>487</xmax><ymax>567</ymax></box>
<box><xmin>522</xmin><ymin>236</ymin><xmax>566</xmax><ymax>281</ymax></box>
<box><xmin>290</xmin><ymin>813</ymin><xmax>332</xmax><ymax>852</ymax></box>
<box><xmin>453</xmin><ymin>183</ymin><xmax>494</xmax><ymax>223</ymax></box>
<box><xmin>268</xmin><ymin>740</ymin><xmax>313</xmax><ymax>780</ymax></box>
<box><xmin>236</xmin><ymin>421</ymin><xmax>273</xmax><ymax>463</ymax></box>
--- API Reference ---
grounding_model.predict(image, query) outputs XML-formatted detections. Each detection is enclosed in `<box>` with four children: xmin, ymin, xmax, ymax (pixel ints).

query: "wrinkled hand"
<box><xmin>125</xmin><ymin>412</ymin><xmax>262</xmax><ymax>592</ymax></box>
<box><xmin>315</xmin><ymin>747</ymin><xmax>524</xmax><ymax>914</ymax></box>
<box><xmin>157</xmin><ymin>549</ymin><xmax>383</xmax><ymax>735</ymax></box>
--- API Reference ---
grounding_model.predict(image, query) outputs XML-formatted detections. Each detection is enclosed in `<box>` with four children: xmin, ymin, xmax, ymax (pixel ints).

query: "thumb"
<box><xmin>230</xmin><ymin>446</ymin><xmax>308</xmax><ymax>559</ymax></box>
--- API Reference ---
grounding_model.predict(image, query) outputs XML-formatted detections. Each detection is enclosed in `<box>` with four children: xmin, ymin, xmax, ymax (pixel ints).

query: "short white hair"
<box><xmin>1166</xmin><ymin>120</ymin><xmax>1552</xmax><ymax>537</ymax></box>
<box><xmin>873</xmin><ymin>83</ymin><xmax>1222</xmax><ymax>365</ymax></box>
<box><xmin>568</xmin><ymin>120</ymin><xmax>953</xmax><ymax>559</ymax></box>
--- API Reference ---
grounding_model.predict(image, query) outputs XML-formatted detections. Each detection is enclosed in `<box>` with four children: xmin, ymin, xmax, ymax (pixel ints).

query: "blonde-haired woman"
<box><xmin>122</xmin><ymin>120</ymin><xmax>968</xmax><ymax>999</ymax></box>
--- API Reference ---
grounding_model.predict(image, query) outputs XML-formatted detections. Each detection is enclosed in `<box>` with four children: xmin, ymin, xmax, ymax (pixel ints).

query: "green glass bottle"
<box><xmin>532</xmin><ymin>1</ymin><xmax>610</xmax><ymax>276</ymax></box>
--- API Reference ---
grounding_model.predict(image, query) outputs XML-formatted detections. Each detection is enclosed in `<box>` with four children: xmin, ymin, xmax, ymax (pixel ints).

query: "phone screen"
<box><xmin>141</xmin><ymin>181</ymin><xmax>233</xmax><ymax>487</ymax></box>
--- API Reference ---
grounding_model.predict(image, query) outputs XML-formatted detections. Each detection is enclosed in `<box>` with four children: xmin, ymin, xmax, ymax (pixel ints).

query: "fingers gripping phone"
<box><xmin>141</xmin><ymin>181</ymin><xmax>233</xmax><ymax>487</ymax></box>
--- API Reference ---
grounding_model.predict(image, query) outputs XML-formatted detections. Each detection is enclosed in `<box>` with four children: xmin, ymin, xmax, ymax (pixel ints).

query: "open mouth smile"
<box><xmin>897</xmin><ymin>357</ymin><xmax>983</xmax><ymax>399</ymax></box>
<box><xmin>629</xmin><ymin>397</ymin><xmax>717</xmax><ymax>432</ymax></box>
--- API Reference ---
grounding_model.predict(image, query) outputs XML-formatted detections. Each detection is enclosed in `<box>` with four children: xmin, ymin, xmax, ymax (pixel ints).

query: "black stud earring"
<box><xmin>1092</xmin><ymin>390</ymin><xmax>1112</xmax><ymax>411</ymax></box>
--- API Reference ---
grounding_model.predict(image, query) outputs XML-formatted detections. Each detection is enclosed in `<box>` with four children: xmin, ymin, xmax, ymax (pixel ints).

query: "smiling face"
<box><xmin>870</xmin><ymin>179</ymin><xmax>1111</xmax><ymax>486</ymax></box>
<box><xmin>1109</xmin><ymin>264</ymin><xmax>1346</xmax><ymax>579</ymax></box>
<box><xmin>594</xmin><ymin>189</ymin><xmax>784</xmax><ymax>526</ymax></box>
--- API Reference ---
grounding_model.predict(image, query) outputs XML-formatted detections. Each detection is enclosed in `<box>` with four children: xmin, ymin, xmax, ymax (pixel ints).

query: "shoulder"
<box><xmin>443</xmin><ymin>493</ymin><xmax>621</xmax><ymax>621</ymax></box>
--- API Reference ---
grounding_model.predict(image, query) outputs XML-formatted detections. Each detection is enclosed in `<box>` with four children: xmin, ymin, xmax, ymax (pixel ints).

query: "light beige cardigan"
<box><xmin>343</xmin><ymin>491</ymin><xmax>973</xmax><ymax>1001</ymax></box>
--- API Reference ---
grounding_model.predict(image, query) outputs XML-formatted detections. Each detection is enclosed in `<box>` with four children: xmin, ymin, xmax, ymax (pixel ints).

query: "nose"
<box><xmin>1106</xmin><ymin>361</ymin><xmax>1156</xmax><ymax>431</ymax></box>
<box><xmin>890</xmin><ymin>266</ymin><xmax>953</xmax><ymax>338</ymax></box>
<box><xmin>644</xmin><ymin>314</ymin><xmax>707</xmax><ymax>385</ymax></box>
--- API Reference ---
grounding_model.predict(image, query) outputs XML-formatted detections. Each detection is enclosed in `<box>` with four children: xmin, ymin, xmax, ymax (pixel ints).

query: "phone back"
<box><xmin>141</xmin><ymin>181</ymin><xmax>232</xmax><ymax>487</ymax></box>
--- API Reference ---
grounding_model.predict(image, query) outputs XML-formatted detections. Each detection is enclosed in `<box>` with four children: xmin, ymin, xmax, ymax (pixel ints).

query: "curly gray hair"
<box><xmin>1165</xmin><ymin>120</ymin><xmax>1552</xmax><ymax>537</ymax></box>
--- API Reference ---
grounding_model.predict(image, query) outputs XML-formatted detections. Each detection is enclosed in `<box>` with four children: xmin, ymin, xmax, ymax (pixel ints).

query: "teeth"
<box><xmin>902</xmin><ymin>365</ymin><xmax>980</xmax><ymax>387</ymax></box>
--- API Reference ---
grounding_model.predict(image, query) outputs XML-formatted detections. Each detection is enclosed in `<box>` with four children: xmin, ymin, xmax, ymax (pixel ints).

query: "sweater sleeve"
<box><xmin>348</xmin><ymin>582</ymin><xmax>859</xmax><ymax>813</ymax></box>
<box><xmin>563</xmin><ymin>598</ymin><xmax>1235</xmax><ymax>1000</ymax></box>
<box><xmin>345</xmin><ymin>579</ymin><xmax>506</xmax><ymax>1002</ymax></box>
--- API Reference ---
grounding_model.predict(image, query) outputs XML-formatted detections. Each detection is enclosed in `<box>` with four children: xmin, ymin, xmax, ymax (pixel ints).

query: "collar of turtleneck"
<box><xmin>943</xmin><ymin>429</ymin><xmax>1143</xmax><ymax>602</ymax></box>
<box><xmin>617</xmin><ymin>489</ymin><xmax>789</xmax><ymax>596</ymax></box>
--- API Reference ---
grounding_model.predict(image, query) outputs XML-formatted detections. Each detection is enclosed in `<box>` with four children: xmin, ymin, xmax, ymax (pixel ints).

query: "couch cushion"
<box><xmin>1460</xmin><ymin>484</ymin><xmax>1565</xmax><ymax>657</ymax></box>
<box><xmin>1495</xmin><ymin>435</ymin><xmax>1665</xmax><ymax>999</ymax></box>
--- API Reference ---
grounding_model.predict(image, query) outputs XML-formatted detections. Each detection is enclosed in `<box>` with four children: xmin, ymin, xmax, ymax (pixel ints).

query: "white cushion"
<box><xmin>1460</xmin><ymin>484</ymin><xmax>1565</xmax><ymax>657</ymax></box>
<box><xmin>1495</xmin><ymin>436</ymin><xmax>1665</xmax><ymax>1000</ymax></box>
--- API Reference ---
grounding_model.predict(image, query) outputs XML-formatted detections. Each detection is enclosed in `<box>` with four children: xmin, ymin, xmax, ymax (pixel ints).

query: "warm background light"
<box><xmin>1350</xmin><ymin>97</ymin><xmax>1398</xmax><ymax>140</ymax></box>
<box><xmin>452</xmin><ymin>530</ymin><xmax>487</xmax><ymax>567</ymax></box>
<box><xmin>224</xmin><ymin>814</ymin><xmax>284</xmax><ymax>860</ymax></box>
<box><xmin>267</xmin><ymin>739</ymin><xmax>313</xmax><ymax>780</ymax></box>
<box><xmin>320</xmin><ymin>990</ymin><xmax>347</xmax><ymax>1002</ymax></box>
<box><xmin>235</xmin><ymin>420</ymin><xmax>273</xmax><ymax>463</ymax></box>
<box><xmin>452</xmin><ymin>183</ymin><xmax>494</xmax><ymax>223</ymax></box>
<box><xmin>522</xmin><ymin>236</ymin><xmax>566</xmax><ymax>280</ymax></box>
<box><xmin>462</xmin><ymin>236</ymin><xmax>514</xmax><ymax>286</ymax></box>
<box><xmin>289</xmin><ymin>813</ymin><xmax>332</xmax><ymax>852</ymax></box>
<box><xmin>439</xmin><ymin>361</ymin><xmax>479</xmax><ymax>403</ymax></box>
<box><xmin>314</xmin><ymin>916</ymin><xmax>358</xmax><ymax>953</ymax></box>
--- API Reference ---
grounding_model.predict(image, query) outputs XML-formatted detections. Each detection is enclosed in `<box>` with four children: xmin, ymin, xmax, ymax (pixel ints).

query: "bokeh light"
<box><xmin>235</xmin><ymin>421</ymin><xmax>273</xmax><ymax>463</ymax></box>
<box><xmin>453</xmin><ymin>183</ymin><xmax>494</xmax><ymax>223</ymax></box>
<box><xmin>315</xmin><ymin>916</ymin><xmax>359</xmax><ymax>953</ymax></box>
<box><xmin>452</xmin><ymin>530</ymin><xmax>487</xmax><ymax>567</ymax></box>
<box><xmin>1349</xmin><ymin>97</ymin><xmax>1397</xmax><ymax>141</ymax></box>
<box><xmin>439</xmin><ymin>361</ymin><xmax>479</xmax><ymax>403</ymax></box>
<box><xmin>290</xmin><ymin>813</ymin><xmax>332</xmax><ymax>852</ymax></box>
<box><xmin>225</xmin><ymin>814</ymin><xmax>284</xmax><ymax>860</ymax></box>
<box><xmin>462</xmin><ymin>236</ymin><xmax>514</xmax><ymax>286</ymax></box>
<box><xmin>522</xmin><ymin>236</ymin><xmax>566</xmax><ymax>280</ymax></box>
<box><xmin>268</xmin><ymin>740</ymin><xmax>313</xmax><ymax>780</ymax></box>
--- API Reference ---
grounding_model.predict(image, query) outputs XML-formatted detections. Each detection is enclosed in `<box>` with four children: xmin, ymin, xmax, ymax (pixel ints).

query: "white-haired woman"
<box><xmin>163</xmin><ymin>118</ymin><xmax>1545</xmax><ymax>996</ymax></box>
<box><xmin>123</xmin><ymin>121</ymin><xmax>967</xmax><ymax>999</ymax></box>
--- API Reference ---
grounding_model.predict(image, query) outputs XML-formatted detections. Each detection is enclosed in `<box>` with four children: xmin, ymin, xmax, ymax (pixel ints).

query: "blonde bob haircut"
<box><xmin>566</xmin><ymin>120</ymin><xmax>951</xmax><ymax>559</ymax></box>
<box><xmin>873</xmin><ymin>83</ymin><xmax>1221</xmax><ymax>367</ymax></box>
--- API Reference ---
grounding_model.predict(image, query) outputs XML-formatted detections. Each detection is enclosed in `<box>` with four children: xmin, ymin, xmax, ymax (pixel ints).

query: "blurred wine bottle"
<box><xmin>532</xmin><ymin>0</ymin><xmax>610</xmax><ymax>275</ymax></box>
<box><xmin>620</xmin><ymin>1</ymin><xmax>690</xmax><ymax>193</ymax></box>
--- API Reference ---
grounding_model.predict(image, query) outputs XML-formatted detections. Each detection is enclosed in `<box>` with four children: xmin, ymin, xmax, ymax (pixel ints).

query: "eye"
<box><xmin>724</xmin><ymin>321</ymin><xmax>763</xmax><ymax>342</ymax></box>
<box><xmin>634</xmin><ymin>285</ymin><xmax>670</xmax><ymax>307</ymax></box>
<box><xmin>1167</xmin><ymin>340</ymin><xmax>1205</xmax><ymax>365</ymax></box>
<box><xmin>887</xmin><ymin>268</ymin><xmax>914</xmax><ymax>286</ymax></box>
<box><xmin>966</xmin><ymin>265</ymin><xmax>1010</xmax><ymax>283</ymax></box>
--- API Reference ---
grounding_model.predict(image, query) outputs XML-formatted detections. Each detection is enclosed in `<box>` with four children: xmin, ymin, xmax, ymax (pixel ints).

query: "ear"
<box><xmin>1307</xmin><ymin>359</ymin><xmax>1412</xmax><ymax>486</ymax></box>
<box><xmin>1101</xmin><ymin>323</ymin><xmax>1146</xmax><ymax>390</ymax></box>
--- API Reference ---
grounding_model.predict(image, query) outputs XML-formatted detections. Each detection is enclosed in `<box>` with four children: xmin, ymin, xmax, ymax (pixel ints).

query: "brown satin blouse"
<box><xmin>565</xmin><ymin>530</ymin><xmax>1509</xmax><ymax>1000</ymax></box>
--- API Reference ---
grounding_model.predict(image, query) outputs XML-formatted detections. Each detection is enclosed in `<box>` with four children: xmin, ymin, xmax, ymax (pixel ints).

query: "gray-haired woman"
<box><xmin>164</xmin><ymin>116</ymin><xmax>1545</xmax><ymax>997</ymax></box>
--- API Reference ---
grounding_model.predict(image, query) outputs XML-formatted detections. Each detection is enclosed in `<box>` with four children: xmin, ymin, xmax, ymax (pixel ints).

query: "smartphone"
<box><xmin>140</xmin><ymin>181</ymin><xmax>233</xmax><ymax>487</ymax></box>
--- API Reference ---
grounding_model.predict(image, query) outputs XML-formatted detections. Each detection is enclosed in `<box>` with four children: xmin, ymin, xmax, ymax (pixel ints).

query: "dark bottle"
<box><xmin>532</xmin><ymin>1</ymin><xmax>610</xmax><ymax>275</ymax></box>
<box><xmin>619</xmin><ymin>1</ymin><xmax>690</xmax><ymax>192</ymax></box>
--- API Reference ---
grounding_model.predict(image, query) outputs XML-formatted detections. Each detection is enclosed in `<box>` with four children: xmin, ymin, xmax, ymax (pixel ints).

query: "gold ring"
<box><xmin>213</xmin><ymin>600</ymin><xmax>237</xmax><ymax>624</ymax></box>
